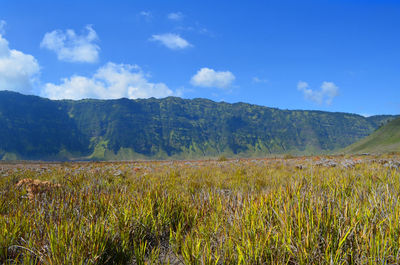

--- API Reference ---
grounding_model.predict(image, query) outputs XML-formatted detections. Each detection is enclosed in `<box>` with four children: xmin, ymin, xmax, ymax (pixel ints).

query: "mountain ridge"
<box><xmin>0</xmin><ymin>91</ymin><xmax>396</xmax><ymax>160</ymax></box>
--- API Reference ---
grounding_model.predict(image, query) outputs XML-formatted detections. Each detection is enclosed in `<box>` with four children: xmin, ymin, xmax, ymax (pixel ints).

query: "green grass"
<box><xmin>344</xmin><ymin>117</ymin><xmax>400</xmax><ymax>154</ymax></box>
<box><xmin>1</xmin><ymin>156</ymin><xmax>400</xmax><ymax>264</ymax></box>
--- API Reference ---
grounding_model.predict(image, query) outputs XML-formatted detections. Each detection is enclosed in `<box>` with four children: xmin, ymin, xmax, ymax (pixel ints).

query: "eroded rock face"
<box><xmin>16</xmin><ymin>178</ymin><xmax>61</xmax><ymax>200</ymax></box>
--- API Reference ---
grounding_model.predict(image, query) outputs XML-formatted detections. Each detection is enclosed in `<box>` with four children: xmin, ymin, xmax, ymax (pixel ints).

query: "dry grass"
<box><xmin>1</xmin><ymin>155</ymin><xmax>400</xmax><ymax>264</ymax></box>
<box><xmin>16</xmin><ymin>178</ymin><xmax>61</xmax><ymax>200</ymax></box>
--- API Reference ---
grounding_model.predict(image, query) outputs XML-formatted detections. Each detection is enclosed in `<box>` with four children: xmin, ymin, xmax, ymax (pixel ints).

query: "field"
<box><xmin>1</xmin><ymin>155</ymin><xmax>400</xmax><ymax>264</ymax></box>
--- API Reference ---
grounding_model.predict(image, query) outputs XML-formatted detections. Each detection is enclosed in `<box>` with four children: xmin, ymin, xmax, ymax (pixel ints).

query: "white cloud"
<box><xmin>150</xmin><ymin>33</ymin><xmax>191</xmax><ymax>50</ymax></box>
<box><xmin>0</xmin><ymin>20</ymin><xmax>6</xmax><ymax>35</ymax></box>
<box><xmin>0</xmin><ymin>34</ymin><xmax>40</xmax><ymax>94</ymax></box>
<box><xmin>297</xmin><ymin>81</ymin><xmax>339</xmax><ymax>105</ymax></box>
<box><xmin>42</xmin><ymin>62</ymin><xmax>174</xmax><ymax>100</ymax></box>
<box><xmin>167</xmin><ymin>12</ymin><xmax>184</xmax><ymax>21</ymax></box>
<box><xmin>297</xmin><ymin>81</ymin><xmax>309</xmax><ymax>90</ymax></box>
<box><xmin>139</xmin><ymin>11</ymin><xmax>152</xmax><ymax>21</ymax></box>
<box><xmin>40</xmin><ymin>25</ymin><xmax>100</xmax><ymax>63</ymax></box>
<box><xmin>140</xmin><ymin>11</ymin><xmax>151</xmax><ymax>17</ymax></box>
<box><xmin>191</xmin><ymin>67</ymin><xmax>235</xmax><ymax>89</ymax></box>
<box><xmin>252</xmin><ymin>77</ymin><xmax>268</xmax><ymax>84</ymax></box>
<box><xmin>320</xmin><ymin>82</ymin><xmax>339</xmax><ymax>104</ymax></box>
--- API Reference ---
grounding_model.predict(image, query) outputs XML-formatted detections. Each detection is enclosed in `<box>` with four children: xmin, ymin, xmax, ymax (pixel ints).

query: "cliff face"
<box><xmin>0</xmin><ymin>91</ymin><xmax>395</xmax><ymax>160</ymax></box>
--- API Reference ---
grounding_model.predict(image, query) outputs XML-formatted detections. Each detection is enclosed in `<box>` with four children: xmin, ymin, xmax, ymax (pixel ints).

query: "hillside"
<box><xmin>344</xmin><ymin>117</ymin><xmax>400</xmax><ymax>154</ymax></box>
<box><xmin>0</xmin><ymin>91</ymin><xmax>396</xmax><ymax>160</ymax></box>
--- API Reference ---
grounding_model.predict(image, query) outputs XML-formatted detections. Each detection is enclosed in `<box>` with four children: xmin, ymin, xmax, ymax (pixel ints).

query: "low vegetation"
<box><xmin>344</xmin><ymin>117</ymin><xmax>400</xmax><ymax>154</ymax></box>
<box><xmin>1</xmin><ymin>155</ymin><xmax>400</xmax><ymax>264</ymax></box>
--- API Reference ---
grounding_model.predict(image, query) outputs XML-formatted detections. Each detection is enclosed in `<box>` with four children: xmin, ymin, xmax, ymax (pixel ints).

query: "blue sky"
<box><xmin>1</xmin><ymin>0</ymin><xmax>400</xmax><ymax>115</ymax></box>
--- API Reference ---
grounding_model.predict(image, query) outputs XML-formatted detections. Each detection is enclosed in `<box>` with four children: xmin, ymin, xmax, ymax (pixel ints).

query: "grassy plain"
<box><xmin>1</xmin><ymin>155</ymin><xmax>400</xmax><ymax>264</ymax></box>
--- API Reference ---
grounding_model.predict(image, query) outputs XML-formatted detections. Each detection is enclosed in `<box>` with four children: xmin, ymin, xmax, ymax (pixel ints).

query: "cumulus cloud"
<box><xmin>297</xmin><ymin>81</ymin><xmax>339</xmax><ymax>105</ymax></box>
<box><xmin>167</xmin><ymin>12</ymin><xmax>184</xmax><ymax>21</ymax></box>
<box><xmin>0</xmin><ymin>34</ymin><xmax>40</xmax><ymax>94</ymax></box>
<box><xmin>40</xmin><ymin>25</ymin><xmax>100</xmax><ymax>63</ymax></box>
<box><xmin>191</xmin><ymin>68</ymin><xmax>235</xmax><ymax>89</ymax></box>
<box><xmin>150</xmin><ymin>33</ymin><xmax>191</xmax><ymax>50</ymax></box>
<box><xmin>42</xmin><ymin>62</ymin><xmax>174</xmax><ymax>100</ymax></box>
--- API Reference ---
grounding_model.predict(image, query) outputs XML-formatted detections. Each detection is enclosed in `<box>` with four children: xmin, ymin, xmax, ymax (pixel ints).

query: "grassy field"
<box><xmin>1</xmin><ymin>155</ymin><xmax>400</xmax><ymax>264</ymax></box>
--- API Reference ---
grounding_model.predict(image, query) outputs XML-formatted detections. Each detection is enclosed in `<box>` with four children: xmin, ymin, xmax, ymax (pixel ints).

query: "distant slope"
<box><xmin>344</xmin><ymin>117</ymin><xmax>400</xmax><ymax>154</ymax></box>
<box><xmin>0</xmin><ymin>91</ymin><xmax>396</xmax><ymax>160</ymax></box>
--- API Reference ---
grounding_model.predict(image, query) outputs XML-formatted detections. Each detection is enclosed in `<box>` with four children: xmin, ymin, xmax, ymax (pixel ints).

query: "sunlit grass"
<box><xmin>1</xmin><ymin>155</ymin><xmax>400</xmax><ymax>264</ymax></box>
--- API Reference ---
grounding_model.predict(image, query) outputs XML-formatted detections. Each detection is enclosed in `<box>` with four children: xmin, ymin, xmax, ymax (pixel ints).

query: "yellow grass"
<box><xmin>1</xmin><ymin>155</ymin><xmax>400</xmax><ymax>264</ymax></box>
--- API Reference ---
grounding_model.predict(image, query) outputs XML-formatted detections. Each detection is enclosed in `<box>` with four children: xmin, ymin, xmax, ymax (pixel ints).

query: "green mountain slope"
<box><xmin>0</xmin><ymin>91</ymin><xmax>396</xmax><ymax>160</ymax></box>
<box><xmin>343</xmin><ymin>117</ymin><xmax>400</xmax><ymax>154</ymax></box>
<box><xmin>0</xmin><ymin>91</ymin><xmax>89</xmax><ymax>160</ymax></box>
